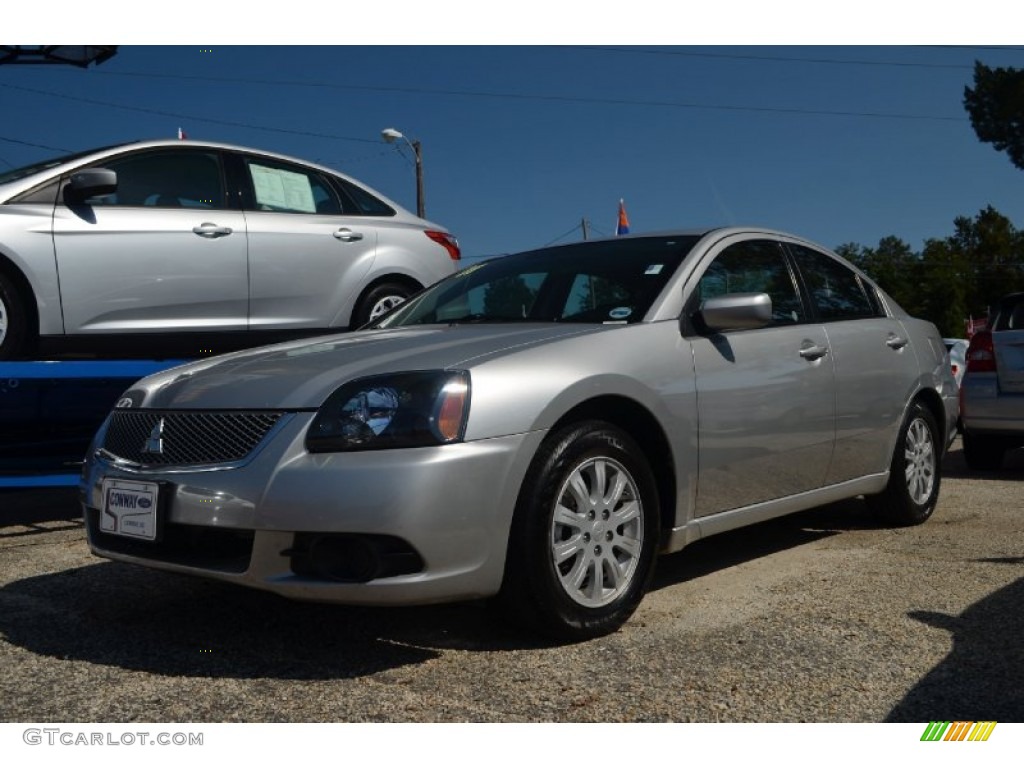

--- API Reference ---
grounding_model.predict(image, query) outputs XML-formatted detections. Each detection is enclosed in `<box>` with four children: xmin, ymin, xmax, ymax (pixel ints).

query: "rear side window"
<box><xmin>789</xmin><ymin>244</ymin><xmax>878</xmax><ymax>321</ymax></box>
<box><xmin>243</xmin><ymin>157</ymin><xmax>342</xmax><ymax>215</ymax></box>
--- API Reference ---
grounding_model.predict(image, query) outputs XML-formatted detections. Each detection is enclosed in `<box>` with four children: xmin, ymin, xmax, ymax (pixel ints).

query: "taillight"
<box><xmin>425</xmin><ymin>230</ymin><xmax>461</xmax><ymax>261</ymax></box>
<box><xmin>966</xmin><ymin>331</ymin><xmax>997</xmax><ymax>373</ymax></box>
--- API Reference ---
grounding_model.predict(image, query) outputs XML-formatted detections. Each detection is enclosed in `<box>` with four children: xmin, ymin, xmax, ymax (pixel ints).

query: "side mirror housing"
<box><xmin>66</xmin><ymin>168</ymin><xmax>117</xmax><ymax>200</ymax></box>
<box><xmin>698</xmin><ymin>292</ymin><xmax>772</xmax><ymax>332</ymax></box>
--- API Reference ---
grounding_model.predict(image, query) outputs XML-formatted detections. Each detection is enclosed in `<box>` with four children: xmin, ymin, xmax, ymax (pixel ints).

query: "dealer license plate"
<box><xmin>100</xmin><ymin>478</ymin><xmax>160</xmax><ymax>541</ymax></box>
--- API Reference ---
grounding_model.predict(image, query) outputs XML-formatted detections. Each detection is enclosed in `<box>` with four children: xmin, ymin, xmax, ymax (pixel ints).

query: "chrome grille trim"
<box><xmin>100</xmin><ymin>410</ymin><xmax>287</xmax><ymax>468</ymax></box>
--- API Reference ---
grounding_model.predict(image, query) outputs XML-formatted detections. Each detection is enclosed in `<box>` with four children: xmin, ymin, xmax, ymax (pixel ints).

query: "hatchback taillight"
<box><xmin>966</xmin><ymin>331</ymin><xmax>997</xmax><ymax>373</ymax></box>
<box><xmin>425</xmin><ymin>230</ymin><xmax>461</xmax><ymax>261</ymax></box>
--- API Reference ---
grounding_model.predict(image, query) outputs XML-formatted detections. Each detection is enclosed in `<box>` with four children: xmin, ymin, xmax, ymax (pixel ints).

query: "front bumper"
<box><xmin>81</xmin><ymin>412</ymin><xmax>546</xmax><ymax>605</ymax></box>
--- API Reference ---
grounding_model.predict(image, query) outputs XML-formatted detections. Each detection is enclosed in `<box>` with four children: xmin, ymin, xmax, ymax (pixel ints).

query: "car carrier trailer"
<box><xmin>0</xmin><ymin>359</ymin><xmax>188</xmax><ymax>489</ymax></box>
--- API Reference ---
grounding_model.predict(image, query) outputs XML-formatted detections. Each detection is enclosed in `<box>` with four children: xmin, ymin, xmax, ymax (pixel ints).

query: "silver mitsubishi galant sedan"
<box><xmin>81</xmin><ymin>228</ymin><xmax>959</xmax><ymax>640</ymax></box>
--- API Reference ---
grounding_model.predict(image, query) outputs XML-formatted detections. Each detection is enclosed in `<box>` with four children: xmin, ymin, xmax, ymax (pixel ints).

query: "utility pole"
<box><xmin>581</xmin><ymin>217</ymin><xmax>589</xmax><ymax>241</ymax></box>
<box><xmin>412</xmin><ymin>139</ymin><xmax>424</xmax><ymax>219</ymax></box>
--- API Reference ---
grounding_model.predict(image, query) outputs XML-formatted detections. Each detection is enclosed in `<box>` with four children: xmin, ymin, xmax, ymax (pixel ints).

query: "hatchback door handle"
<box><xmin>799</xmin><ymin>343</ymin><xmax>829</xmax><ymax>361</ymax></box>
<box><xmin>334</xmin><ymin>228</ymin><xmax>364</xmax><ymax>242</ymax></box>
<box><xmin>192</xmin><ymin>223</ymin><xmax>233</xmax><ymax>238</ymax></box>
<box><xmin>886</xmin><ymin>335</ymin><xmax>909</xmax><ymax>350</ymax></box>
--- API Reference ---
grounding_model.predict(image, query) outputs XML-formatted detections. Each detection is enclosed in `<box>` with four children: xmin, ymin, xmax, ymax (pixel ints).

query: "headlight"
<box><xmin>305</xmin><ymin>371</ymin><xmax>470</xmax><ymax>453</ymax></box>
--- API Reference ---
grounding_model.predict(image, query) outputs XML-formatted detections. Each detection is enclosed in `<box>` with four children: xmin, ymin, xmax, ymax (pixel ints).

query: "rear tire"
<box><xmin>866</xmin><ymin>401</ymin><xmax>940</xmax><ymax>526</ymax></box>
<box><xmin>352</xmin><ymin>281</ymin><xmax>418</xmax><ymax>328</ymax></box>
<box><xmin>962</xmin><ymin>431</ymin><xmax>1005</xmax><ymax>471</ymax></box>
<box><xmin>497</xmin><ymin>421</ymin><xmax>659</xmax><ymax>641</ymax></box>
<box><xmin>0</xmin><ymin>272</ymin><xmax>30</xmax><ymax>360</ymax></box>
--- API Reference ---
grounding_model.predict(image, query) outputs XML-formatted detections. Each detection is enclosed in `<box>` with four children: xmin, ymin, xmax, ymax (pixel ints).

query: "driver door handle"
<box><xmin>192</xmin><ymin>223</ymin><xmax>233</xmax><ymax>238</ymax></box>
<box><xmin>334</xmin><ymin>228</ymin><xmax>364</xmax><ymax>242</ymax></box>
<box><xmin>799</xmin><ymin>343</ymin><xmax>829</xmax><ymax>361</ymax></box>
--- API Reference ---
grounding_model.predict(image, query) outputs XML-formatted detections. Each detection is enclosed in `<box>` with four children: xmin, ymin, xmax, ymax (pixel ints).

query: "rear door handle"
<box><xmin>799</xmin><ymin>343</ymin><xmax>829</xmax><ymax>361</ymax></box>
<box><xmin>192</xmin><ymin>223</ymin><xmax>233</xmax><ymax>238</ymax></box>
<box><xmin>334</xmin><ymin>228</ymin><xmax>364</xmax><ymax>242</ymax></box>
<box><xmin>886</xmin><ymin>335</ymin><xmax>909</xmax><ymax>350</ymax></box>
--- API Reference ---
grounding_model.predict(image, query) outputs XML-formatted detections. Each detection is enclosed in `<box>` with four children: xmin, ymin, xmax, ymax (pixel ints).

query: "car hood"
<box><xmin>128</xmin><ymin>324</ymin><xmax>605</xmax><ymax>410</ymax></box>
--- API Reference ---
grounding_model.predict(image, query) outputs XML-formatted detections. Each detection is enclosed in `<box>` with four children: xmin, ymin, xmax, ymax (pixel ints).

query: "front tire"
<box><xmin>866</xmin><ymin>401</ymin><xmax>940</xmax><ymax>526</ymax></box>
<box><xmin>0</xmin><ymin>272</ymin><xmax>30</xmax><ymax>360</ymax></box>
<box><xmin>498</xmin><ymin>421</ymin><xmax>659</xmax><ymax>641</ymax></box>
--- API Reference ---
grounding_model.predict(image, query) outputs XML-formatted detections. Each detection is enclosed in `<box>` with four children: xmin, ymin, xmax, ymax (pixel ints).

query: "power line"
<box><xmin>567</xmin><ymin>46</ymin><xmax>980</xmax><ymax>70</ymax></box>
<box><xmin>1</xmin><ymin>72</ymin><xmax>965</xmax><ymax>124</ymax></box>
<box><xmin>0</xmin><ymin>82</ymin><xmax>381</xmax><ymax>144</ymax></box>
<box><xmin>0</xmin><ymin>135</ymin><xmax>72</xmax><ymax>153</ymax></box>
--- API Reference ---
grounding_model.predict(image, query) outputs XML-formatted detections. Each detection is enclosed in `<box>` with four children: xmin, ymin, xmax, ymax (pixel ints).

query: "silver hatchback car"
<box><xmin>82</xmin><ymin>228</ymin><xmax>958</xmax><ymax>640</ymax></box>
<box><xmin>0</xmin><ymin>139</ymin><xmax>460</xmax><ymax>359</ymax></box>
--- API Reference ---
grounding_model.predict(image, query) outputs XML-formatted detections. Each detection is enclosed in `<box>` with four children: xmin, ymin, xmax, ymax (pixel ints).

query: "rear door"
<box><xmin>235</xmin><ymin>153</ymin><xmax>377</xmax><ymax>330</ymax></box>
<box><xmin>787</xmin><ymin>243</ymin><xmax>921</xmax><ymax>482</ymax></box>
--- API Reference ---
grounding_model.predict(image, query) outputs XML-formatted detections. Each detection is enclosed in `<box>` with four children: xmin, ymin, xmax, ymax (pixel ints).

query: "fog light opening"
<box><xmin>308</xmin><ymin>536</ymin><xmax>381</xmax><ymax>583</ymax></box>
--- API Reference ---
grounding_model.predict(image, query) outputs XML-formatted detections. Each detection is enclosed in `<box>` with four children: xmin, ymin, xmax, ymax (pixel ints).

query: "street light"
<box><xmin>381</xmin><ymin>127</ymin><xmax>425</xmax><ymax>219</ymax></box>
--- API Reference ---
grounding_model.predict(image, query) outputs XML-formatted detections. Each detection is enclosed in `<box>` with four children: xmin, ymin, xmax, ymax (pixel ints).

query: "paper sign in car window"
<box><xmin>250</xmin><ymin>164</ymin><xmax>316</xmax><ymax>213</ymax></box>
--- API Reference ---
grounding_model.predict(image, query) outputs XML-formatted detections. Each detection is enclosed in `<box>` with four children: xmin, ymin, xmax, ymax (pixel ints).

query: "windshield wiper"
<box><xmin>444</xmin><ymin>314</ymin><xmax>527</xmax><ymax>325</ymax></box>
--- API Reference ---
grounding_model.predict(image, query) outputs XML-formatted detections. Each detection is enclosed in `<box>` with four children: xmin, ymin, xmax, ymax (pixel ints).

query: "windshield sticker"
<box><xmin>645</xmin><ymin>264</ymin><xmax>664</xmax><ymax>275</ymax></box>
<box><xmin>609</xmin><ymin>307</ymin><xmax>632</xmax><ymax>320</ymax></box>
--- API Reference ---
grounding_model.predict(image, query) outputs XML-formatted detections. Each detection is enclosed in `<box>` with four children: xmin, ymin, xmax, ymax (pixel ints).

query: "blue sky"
<box><xmin>1</xmin><ymin>37</ymin><xmax>1022</xmax><ymax>260</ymax></box>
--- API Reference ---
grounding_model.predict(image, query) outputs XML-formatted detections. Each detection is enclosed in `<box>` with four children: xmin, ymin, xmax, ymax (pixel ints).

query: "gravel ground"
<box><xmin>1</xmin><ymin>438</ymin><xmax>1021</xmax><ymax>723</ymax></box>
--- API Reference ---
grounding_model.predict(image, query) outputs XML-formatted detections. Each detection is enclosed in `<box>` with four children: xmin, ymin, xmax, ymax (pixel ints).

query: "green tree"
<box><xmin>964</xmin><ymin>62</ymin><xmax>1024</xmax><ymax>170</ymax></box>
<box><xmin>839</xmin><ymin>236</ymin><xmax>923</xmax><ymax>318</ymax></box>
<box><xmin>947</xmin><ymin>206</ymin><xmax>1024</xmax><ymax>316</ymax></box>
<box><xmin>837</xmin><ymin>208</ymin><xmax>1024</xmax><ymax>337</ymax></box>
<box><xmin>483</xmin><ymin>276</ymin><xmax>536</xmax><ymax>318</ymax></box>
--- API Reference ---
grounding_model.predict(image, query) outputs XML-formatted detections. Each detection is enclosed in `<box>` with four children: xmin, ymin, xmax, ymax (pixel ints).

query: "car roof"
<box><xmin>0</xmin><ymin>138</ymin><xmax>410</xmax><ymax>216</ymax></box>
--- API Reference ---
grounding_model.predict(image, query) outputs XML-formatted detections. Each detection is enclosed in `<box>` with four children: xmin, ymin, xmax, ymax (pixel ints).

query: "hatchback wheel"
<box><xmin>353</xmin><ymin>282</ymin><xmax>417</xmax><ymax>328</ymax></box>
<box><xmin>499</xmin><ymin>421</ymin><xmax>659</xmax><ymax>640</ymax></box>
<box><xmin>962</xmin><ymin>431</ymin><xmax>1005</xmax><ymax>471</ymax></box>
<box><xmin>866</xmin><ymin>402</ymin><xmax>940</xmax><ymax>526</ymax></box>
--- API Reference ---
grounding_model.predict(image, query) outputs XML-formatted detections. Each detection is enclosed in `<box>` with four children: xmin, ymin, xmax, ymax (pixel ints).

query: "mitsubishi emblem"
<box><xmin>144</xmin><ymin>418</ymin><xmax>165</xmax><ymax>455</ymax></box>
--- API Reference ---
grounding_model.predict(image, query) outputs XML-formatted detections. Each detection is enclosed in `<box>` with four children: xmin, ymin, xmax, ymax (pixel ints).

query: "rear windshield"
<box><xmin>993</xmin><ymin>295</ymin><xmax>1024</xmax><ymax>331</ymax></box>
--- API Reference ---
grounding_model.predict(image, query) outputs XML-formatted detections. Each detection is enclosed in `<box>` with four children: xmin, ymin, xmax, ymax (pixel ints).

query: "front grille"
<box><xmin>101</xmin><ymin>410</ymin><xmax>284</xmax><ymax>466</ymax></box>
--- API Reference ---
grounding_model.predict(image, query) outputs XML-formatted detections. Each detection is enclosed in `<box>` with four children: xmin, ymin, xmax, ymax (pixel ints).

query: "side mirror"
<box><xmin>66</xmin><ymin>168</ymin><xmax>117</xmax><ymax>200</ymax></box>
<box><xmin>698</xmin><ymin>292</ymin><xmax>772</xmax><ymax>332</ymax></box>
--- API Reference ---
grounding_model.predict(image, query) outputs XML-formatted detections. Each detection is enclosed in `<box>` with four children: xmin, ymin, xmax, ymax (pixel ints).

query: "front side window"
<box><xmin>77</xmin><ymin>150</ymin><xmax>225</xmax><ymax>208</ymax></box>
<box><xmin>789</xmin><ymin>244</ymin><xmax>877</xmax><ymax>321</ymax></box>
<box><xmin>695</xmin><ymin>240</ymin><xmax>806</xmax><ymax>325</ymax></box>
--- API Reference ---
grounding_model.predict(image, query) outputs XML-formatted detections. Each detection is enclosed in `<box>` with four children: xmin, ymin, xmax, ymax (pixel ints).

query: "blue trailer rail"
<box><xmin>0</xmin><ymin>359</ymin><xmax>189</xmax><ymax>489</ymax></box>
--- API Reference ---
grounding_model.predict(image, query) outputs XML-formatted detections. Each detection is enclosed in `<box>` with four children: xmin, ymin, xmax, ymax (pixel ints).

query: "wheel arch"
<box><xmin>0</xmin><ymin>250</ymin><xmax>40</xmax><ymax>343</ymax></box>
<box><xmin>911</xmin><ymin>386</ymin><xmax>948</xmax><ymax>450</ymax></box>
<box><xmin>349</xmin><ymin>273</ymin><xmax>423</xmax><ymax>327</ymax></box>
<box><xmin>547</xmin><ymin>395</ymin><xmax>677</xmax><ymax>545</ymax></box>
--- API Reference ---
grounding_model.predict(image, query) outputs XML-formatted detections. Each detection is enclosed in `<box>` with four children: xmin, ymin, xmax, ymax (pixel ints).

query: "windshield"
<box><xmin>375</xmin><ymin>235</ymin><xmax>701</xmax><ymax>328</ymax></box>
<box><xmin>0</xmin><ymin>143</ymin><xmax>128</xmax><ymax>186</ymax></box>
